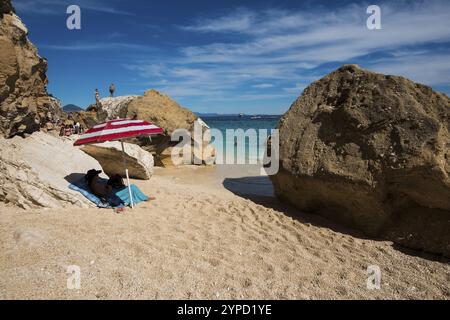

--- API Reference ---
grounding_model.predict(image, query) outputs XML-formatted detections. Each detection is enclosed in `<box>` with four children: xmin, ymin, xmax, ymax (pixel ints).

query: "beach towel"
<box><xmin>68</xmin><ymin>179</ymin><xmax>124</xmax><ymax>209</ymax></box>
<box><xmin>69</xmin><ymin>179</ymin><xmax>148</xmax><ymax>208</ymax></box>
<box><xmin>114</xmin><ymin>184</ymin><xmax>149</xmax><ymax>206</ymax></box>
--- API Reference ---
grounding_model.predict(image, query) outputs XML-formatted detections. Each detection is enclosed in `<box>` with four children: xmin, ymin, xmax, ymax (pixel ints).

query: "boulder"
<box><xmin>0</xmin><ymin>0</ymin><xmax>62</xmax><ymax>137</ymax></box>
<box><xmin>98</xmin><ymin>95</ymin><xmax>137</xmax><ymax>119</ymax></box>
<box><xmin>0</xmin><ymin>132</ymin><xmax>105</xmax><ymax>209</ymax></box>
<box><xmin>81</xmin><ymin>141</ymin><xmax>154</xmax><ymax>180</ymax></box>
<box><xmin>126</xmin><ymin>89</ymin><xmax>197</xmax><ymax>135</ymax></box>
<box><xmin>125</xmin><ymin>90</ymin><xmax>215</xmax><ymax>166</ymax></box>
<box><xmin>271</xmin><ymin>64</ymin><xmax>450</xmax><ymax>256</ymax></box>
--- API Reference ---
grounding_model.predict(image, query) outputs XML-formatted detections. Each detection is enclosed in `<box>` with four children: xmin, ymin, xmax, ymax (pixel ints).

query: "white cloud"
<box><xmin>127</xmin><ymin>0</ymin><xmax>450</xmax><ymax>104</ymax></box>
<box><xmin>181</xmin><ymin>8</ymin><xmax>255</xmax><ymax>33</ymax></box>
<box><xmin>42</xmin><ymin>42</ymin><xmax>153</xmax><ymax>51</ymax></box>
<box><xmin>180</xmin><ymin>7</ymin><xmax>348</xmax><ymax>35</ymax></box>
<box><xmin>180</xmin><ymin>1</ymin><xmax>450</xmax><ymax>66</ymax></box>
<box><xmin>252</xmin><ymin>83</ymin><xmax>274</xmax><ymax>89</ymax></box>
<box><xmin>369</xmin><ymin>52</ymin><xmax>450</xmax><ymax>87</ymax></box>
<box><xmin>283</xmin><ymin>83</ymin><xmax>306</xmax><ymax>94</ymax></box>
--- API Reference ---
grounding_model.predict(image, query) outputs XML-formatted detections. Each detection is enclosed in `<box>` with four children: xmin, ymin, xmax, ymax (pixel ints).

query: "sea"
<box><xmin>198</xmin><ymin>114</ymin><xmax>281</xmax><ymax>198</ymax></box>
<box><xmin>199</xmin><ymin>114</ymin><xmax>281</xmax><ymax>165</ymax></box>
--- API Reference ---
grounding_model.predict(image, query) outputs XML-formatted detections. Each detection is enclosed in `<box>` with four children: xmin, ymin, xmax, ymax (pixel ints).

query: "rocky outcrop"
<box><xmin>72</xmin><ymin>110</ymin><xmax>101</xmax><ymax>130</ymax></box>
<box><xmin>126</xmin><ymin>90</ymin><xmax>197</xmax><ymax>136</ymax></box>
<box><xmin>75</xmin><ymin>96</ymin><xmax>136</xmax><ymax>129</ymax></box>
<box><xmin>0</xmin><ymin>0</ymin><xmax>14</xmax><ymax>15</ymax></box>
<box><xmin>81</xmin><ymin>141</ymin><xmax>154</xmax><ymax>180</ymax></box>
<box><xmin>88</xmin><ymin>90</ymin><xmax>197</xmax><ymax>135</ymax></box>
<box><xmin>0</xmin><ymin>0</ymin><xmax>62</xmax><ymax>137</ymax></box>
<box><xmin>98</xmin><ymin>95</ymin><xmax>137</xmax><ymax>119</ymax></box>
<box><xmin>271</xmin><ymin>64</ymin><xmax>450</xmax><ymax>257</ymax></box>
<box><xmin>0</xmin><ymin>132</ymin><xmax>105</xmax><ymax>209</ymax></box>
<box><xmin>77</xmin><ymin>90</ymin><xmax>215</xmax><ymax>167</ymax></box>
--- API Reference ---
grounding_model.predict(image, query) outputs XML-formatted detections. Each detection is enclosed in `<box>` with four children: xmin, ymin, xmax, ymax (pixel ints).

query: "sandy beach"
<box><xmin>0</xmin><ymin>165</ymin><xmax>449</xmax><ymax>300</ymax></box>
<box><xmin>1</xmin><ymin>0</ymin><xmax>450</xmax><ymax>304</ymax></box>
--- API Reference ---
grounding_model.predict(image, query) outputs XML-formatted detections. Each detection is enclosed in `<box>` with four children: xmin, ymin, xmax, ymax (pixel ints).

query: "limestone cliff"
<box><xmin>0</xmin><ymin>0</ymin><xmax>61</xmax><ymax>137</ymax></box>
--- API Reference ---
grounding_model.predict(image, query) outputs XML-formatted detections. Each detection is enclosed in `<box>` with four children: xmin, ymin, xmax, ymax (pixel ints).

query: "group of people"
<box><xmin>57</xmin><ymin>113</ymin><xmax>84</xmax><ymax>136</ymax></box>
<box><xmin>42</xmin><ymin>112</ymin><xmax>83</xmax><ymax>136</ymax></box>
<box><xmin>59</xmin><ymin>121</ymin><xmax>84</xmax><ymax>137</ymax></box>
<box><xmin>43</xmin><ymin>84</ymin><xmax>117</xmax><ymax>137</ymax></box>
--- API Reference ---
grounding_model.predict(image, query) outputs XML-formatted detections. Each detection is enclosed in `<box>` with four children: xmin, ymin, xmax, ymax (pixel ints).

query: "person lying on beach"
<box><xmin>85</xmin><ymin>169</ymin><xmax>112</xmax><ymax>200</ymax></box>
<box><xmin>85</xmin><ymin>170</ymin><xmax>157</xmax><ymax>205</ymax></box>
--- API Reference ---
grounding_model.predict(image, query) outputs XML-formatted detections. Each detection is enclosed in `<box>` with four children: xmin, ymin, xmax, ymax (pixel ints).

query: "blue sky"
<box><xmin>14</xmin><ymin>0</ymin><xmax>450</xmax><ymax>114</ymax></box>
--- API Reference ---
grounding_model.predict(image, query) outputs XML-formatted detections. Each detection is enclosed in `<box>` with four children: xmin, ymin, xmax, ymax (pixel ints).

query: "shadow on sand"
<box><xmin>222</xmin><ymin>175</ymin><xmax>372</xmax><ymax>240</ymax></box>
<box><xmin>222</xmin><ymin>175</ymin><xmax>450</xmax><ymax>263</ymax></box>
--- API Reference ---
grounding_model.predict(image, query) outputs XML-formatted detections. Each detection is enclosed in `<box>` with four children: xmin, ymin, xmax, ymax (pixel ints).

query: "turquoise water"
<box><xmin>201</xmin><ymin>115</ymin><xmax>281</xmax><ymax>164</ymax></box>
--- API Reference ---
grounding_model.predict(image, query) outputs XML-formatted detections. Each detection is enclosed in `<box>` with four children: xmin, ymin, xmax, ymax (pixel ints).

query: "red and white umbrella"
<box><xmin>74</xmin><ymin>119</ymin><xmax>164</xmax><ymax>207</ymax></box>
<box><xmin>74</xmin><ymin>119</ymin><xmax>163</xmax><ymax>146</ymax></box>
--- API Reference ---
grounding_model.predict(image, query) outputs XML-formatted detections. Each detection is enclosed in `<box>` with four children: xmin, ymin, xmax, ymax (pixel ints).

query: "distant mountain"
<box><xmin>63</xmin><ymin>104</ymin><xmax>83</xmax><ymax>113</ymax></box>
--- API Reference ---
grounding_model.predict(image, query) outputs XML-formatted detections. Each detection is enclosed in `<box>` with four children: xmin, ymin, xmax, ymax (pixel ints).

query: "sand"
<box><xmin>0</xmin><ymin>165</ymin><xmax>449</xmax><ymax>300</ymax></box>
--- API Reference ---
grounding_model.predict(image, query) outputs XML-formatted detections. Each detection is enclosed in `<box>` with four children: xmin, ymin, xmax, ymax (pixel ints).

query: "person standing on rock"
<box><xmin>95</xmin><ymin>88</ymin><xmax>100</xmax><ymax>105</ymax></box>
<box><xmin>95</xmin><ymin>88</ymin><xmax>102</xmax><ymax>120</ymax></box>
<box><xmin>109</xmin><ymin>84</ymin><xmax>116</xmax><ymax>97</ymax></box>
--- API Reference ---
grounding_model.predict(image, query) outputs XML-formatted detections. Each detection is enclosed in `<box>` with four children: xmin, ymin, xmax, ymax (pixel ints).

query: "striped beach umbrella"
<box><xmin>73</xmin><ymin>119</ymin><xmax>163</xmax><ymax>146</ymax></box>
<box><xmin>74</xmin><ymin>119</ymin><xmax>164</xmax><ymax>207</ymax></box>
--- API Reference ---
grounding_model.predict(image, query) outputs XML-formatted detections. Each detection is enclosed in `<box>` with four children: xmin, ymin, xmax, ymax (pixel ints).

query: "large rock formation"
<box><xmin>127</xmin><ymin>90</ymin><xmax>197</xmax><ymax>135</ymax></box>
<box><xmin>77</xmin><ymin>90</ymin><xmax>215</xmax><ymax>167</ymax></box>
<box><xmin>81</xmin><ymin>141</ymin><xmax>154</xmax><ymax>180</ymax></box>
<box><xmin>0</xmin><ymin>132</ymin><xmax>105</xmax><ymax>209</ymax></box>
<box><xmin>83</xmin><ymin>91</ymin><xmax>197</xmax><ymax>135</ymax></box>
<box><xmin>126</xmin><ymin>90</ymin><xmax>206</xmax><ymax>166</ymax></box>
<box><xmin>0</xmin><ymin>0</ymin><xmax>62</xmax><ymax>137</ymax></box>
<box><xmin>271</xmin><ymin>65</ymin><xmax>450</xmax><ymax>256</ymax></box>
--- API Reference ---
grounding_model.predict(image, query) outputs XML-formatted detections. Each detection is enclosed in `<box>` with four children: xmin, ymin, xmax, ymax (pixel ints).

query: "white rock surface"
<box><xmin>0</xmin><ymin>132</ymin><xmax>104</xmax><ymax>209</ymax></box>
<box><xmin>99</xmin><ymin>96</ymin><xmax>137</xmax><ymax>119</ymax></box>
<box><xmin>81</xmin><ymin>141</ymin><xmax>154</xmax><ymax>180</ymax></box>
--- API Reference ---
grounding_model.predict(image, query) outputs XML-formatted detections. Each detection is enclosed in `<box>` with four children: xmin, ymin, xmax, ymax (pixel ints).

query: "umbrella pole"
<box><xmin>121</xmin><ymin>141</ymin><xmax>134</xmax><ymax>208</ymax></box>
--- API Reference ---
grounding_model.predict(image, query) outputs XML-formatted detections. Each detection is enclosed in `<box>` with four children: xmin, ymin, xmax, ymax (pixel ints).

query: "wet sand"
<box><xmin>0</xmin><ymin>165</ymin><xmax>449</xmax><ymax>299</ymax></box>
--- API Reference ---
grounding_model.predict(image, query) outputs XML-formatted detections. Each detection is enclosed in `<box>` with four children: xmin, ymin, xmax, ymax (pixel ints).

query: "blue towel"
<box><xmin>69</xmin><ymin>179</ymin><xmax>124</xmax><ymax>209</ymax></box>
<box><xmin>114</xmin><ymin>184</ymin><xmax>149</xmax><ymax>206</ymax></box>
